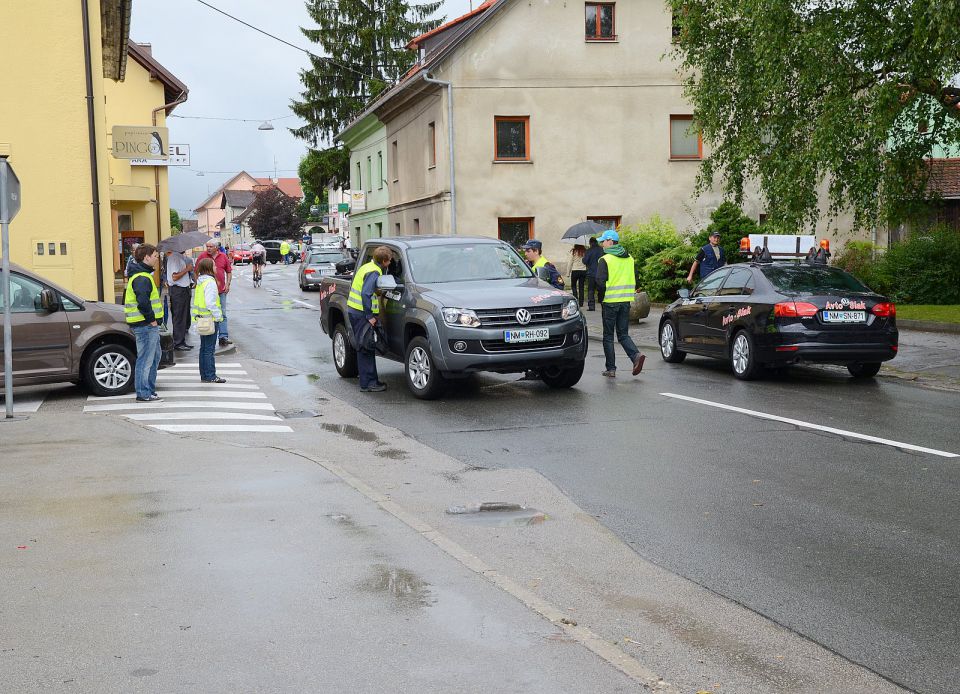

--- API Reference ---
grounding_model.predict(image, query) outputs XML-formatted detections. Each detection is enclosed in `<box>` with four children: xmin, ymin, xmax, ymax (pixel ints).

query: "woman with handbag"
<box><xmin>191</xmin><ymin>258</ymin><xmax>226</xmax><ymax>384</ymax></box>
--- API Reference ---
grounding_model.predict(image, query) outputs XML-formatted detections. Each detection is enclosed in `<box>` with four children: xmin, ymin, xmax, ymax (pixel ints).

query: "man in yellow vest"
<box><xmin>280</xmin><ymin>240</ymin><xmax>291</xmax><ymax>265</ymax></box>
<box><xmin>124</xmin><ymin>243</ymin><xmax>165</xmax><ymax>401</ymax></box>
<box><xmin>596</xmin><ymin>230</ymin><xmax>645</xmax><ymax>378</ymax></box>
<box><xmin>347</xmin><ymin>246</ymin><xmax>393</xmax><ymax>392</ymax></box>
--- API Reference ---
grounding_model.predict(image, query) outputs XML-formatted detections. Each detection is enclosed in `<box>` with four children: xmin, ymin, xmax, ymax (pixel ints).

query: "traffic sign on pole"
<box><xmin>1</xmin><ymin>157</ymin><xmax>21</xmax><ymax>418</ymax></box>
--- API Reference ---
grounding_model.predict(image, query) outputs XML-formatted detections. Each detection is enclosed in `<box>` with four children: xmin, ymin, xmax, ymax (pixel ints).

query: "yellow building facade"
<box><xmin>0</xmin><ymin>1</ymin><xmax>187</xmax><ymax>302</ymax></box>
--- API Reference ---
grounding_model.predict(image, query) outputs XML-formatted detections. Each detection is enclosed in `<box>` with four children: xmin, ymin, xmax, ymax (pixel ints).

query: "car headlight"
<box><xmin>562</xmin><ymin>298</ymin><xmax>580</xmax><ymax>320</ymax></box>
<box><xmin>442</xmin><ymin>307</ymin><xmax>482</xmax><ymax>328</ymax></box>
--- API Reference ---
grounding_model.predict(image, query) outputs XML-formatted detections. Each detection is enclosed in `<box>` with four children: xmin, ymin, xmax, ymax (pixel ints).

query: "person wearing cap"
<box><xmin>596</xmin><ymin>230</ymin><xmax>645</xmax><ymax>378</ymax></box>
<box><xmin>521</xmin><ymin>240</ymin><xmax>564</xmax><ymax>289</ymax></box>
<box><xmin>687</xmin><ymin>230</ymin><xmax>726</xmax><ymax>282</ymax></box>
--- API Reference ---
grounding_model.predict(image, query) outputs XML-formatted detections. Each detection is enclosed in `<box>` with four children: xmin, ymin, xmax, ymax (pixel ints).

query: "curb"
<box><xmin>897</xmin><ymin>319</ymin><xmax>960</xmax><ymax>335</ymax></box>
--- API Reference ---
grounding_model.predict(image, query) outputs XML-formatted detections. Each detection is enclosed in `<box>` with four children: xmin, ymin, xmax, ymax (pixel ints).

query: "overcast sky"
<box><xmin>130</xmin><ymin>0</ymin><xmax>474</xmax><ymax>216</ymax></box>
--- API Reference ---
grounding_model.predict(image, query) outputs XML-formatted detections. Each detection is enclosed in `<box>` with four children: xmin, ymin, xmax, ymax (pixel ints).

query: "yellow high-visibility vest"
<box><xmin>124</xmin><ymin>271</ymin><xmax>164</xmax><ymax>323</ymax></box>
<box><xmin>600</xmin><ymin>254</ymin><xmax>636</xmax><ymax>303</ymax></box>
<box><xmin>347</xmin><ymin>261</ymin><xmax>383</xmax><ymax>314</ymax></box>
<box><xmin>191</xmin><ymin>276</ymin><xmax>221</xmax><ymax>320</ymax></box>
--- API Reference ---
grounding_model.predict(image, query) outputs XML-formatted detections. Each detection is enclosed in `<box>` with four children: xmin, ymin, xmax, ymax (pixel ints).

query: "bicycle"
<box><xmin>252</xmin><ymin>257</ymin><xmax>264</xmax><ymax>287</ymax></box>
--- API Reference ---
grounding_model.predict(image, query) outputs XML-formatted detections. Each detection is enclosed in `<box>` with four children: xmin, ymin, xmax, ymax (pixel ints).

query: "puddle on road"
<box><xmin>374</xmin><ymin>447</ymin><xmax>409</xmax><ymax>460</ymax></box>
<box><xmin>453</xmin><ymin>508</ymin><xmax>548</xmax><ymax>527</ymax></box>
<box><xmin>321</xmin><ymin>423</ymin><xmax>379</xmax><ymax>443</ymax></box>
<box><xmin>359</xmin><ymin>564</ymin><xmax>434</xmax><ymax>609</ymax></box>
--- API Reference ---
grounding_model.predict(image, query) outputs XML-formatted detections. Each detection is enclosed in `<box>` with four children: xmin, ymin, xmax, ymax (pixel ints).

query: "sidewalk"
<box><xmin>583</xmin><ymin>306</ymin><xmax>960</xmax><ymax>387</ymax></box>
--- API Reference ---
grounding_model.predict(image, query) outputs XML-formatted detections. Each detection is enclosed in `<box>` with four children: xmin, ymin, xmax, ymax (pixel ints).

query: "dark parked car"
<box><xmin>319</xmin><ymin>236</ymin><xmax>587</xmax><ymax>399</ymax></box>
<box><xmin>0</xmin><ymin>264</ymin><xmax>174</xmax><ymax>396</ymax></box>
<box><xmin>658</xmin><ymin>262</ymin><xmax>898</xmax><ymax>380</ymax></box>
<box><xmin>299</xmin><ymin>249</ymin><xmax>349</xmax><ymax>290</ymax></box>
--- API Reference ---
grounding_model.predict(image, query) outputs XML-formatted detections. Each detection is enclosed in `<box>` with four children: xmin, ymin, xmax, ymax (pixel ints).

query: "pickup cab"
<box><xmin>319</xmin><ymin>236</ymin><xmax>588</xmax><ymax>399</ymax></box>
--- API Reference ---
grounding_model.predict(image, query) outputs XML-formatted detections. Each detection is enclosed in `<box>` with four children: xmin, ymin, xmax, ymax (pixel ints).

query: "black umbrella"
<box><xmin>157</xmin><ymin>231</ymin><xmax>212</xmax><ymax>253</ymax></box>
<box><xmin>561</xmin><ymin>220</ymin><xmax>606</xmax><ymax>244</ymax></box>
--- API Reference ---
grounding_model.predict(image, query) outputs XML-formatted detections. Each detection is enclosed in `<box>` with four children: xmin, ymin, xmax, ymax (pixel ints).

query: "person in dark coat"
<box><xmin>582</xmin><ymin>236</ymin><xmax>604</xmax><ymax>310</ymax></box>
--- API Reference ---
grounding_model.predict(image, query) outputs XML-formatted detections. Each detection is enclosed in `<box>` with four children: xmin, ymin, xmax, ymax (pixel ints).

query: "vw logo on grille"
<box><xmin>516</xmin><ymin>309</ymin><xmax>532</xmax><ymax>325</ymax></box>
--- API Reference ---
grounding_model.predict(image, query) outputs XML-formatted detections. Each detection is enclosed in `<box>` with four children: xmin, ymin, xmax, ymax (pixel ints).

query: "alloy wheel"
<box><xmin>93</xmin><ymin>352</ymin><xmax>131</xmax><ymax>391</ymax></box>
<box><xmin>732</xmin><ymin>334</ymin><xmax>750</xmax><ymax>374</ymax></box>
<box><xmin>661</xmin><ymin>323</ymin><xmax>675</xmax><ymax>358</ymax></box>
<box><xmin>408</xmin><ymin>346</ymin><xmax>431</xmax><ymax>390</ymax></box>
<box><xmin>333</xmin><ymin>331</ymin><xmax>346</xmax><ymax>368</ymax></box>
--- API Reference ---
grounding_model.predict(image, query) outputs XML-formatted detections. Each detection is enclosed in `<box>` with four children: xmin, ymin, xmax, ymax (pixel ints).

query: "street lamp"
<box><xmin>258</xmin><ymin>121</ymin><xmax>275</xmax><ymax>131</ymax></box>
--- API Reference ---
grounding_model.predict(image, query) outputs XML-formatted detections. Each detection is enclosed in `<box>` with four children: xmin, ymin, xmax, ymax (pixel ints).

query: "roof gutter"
<box><xmin>422</xmin><ymin>72</ymin><xmax>457</xmax><ymax>235</ymax></box>
<box><xmin>81</xmin><ymin>0</ymin><xmax>105</xmax><ymax>301</ymax></box>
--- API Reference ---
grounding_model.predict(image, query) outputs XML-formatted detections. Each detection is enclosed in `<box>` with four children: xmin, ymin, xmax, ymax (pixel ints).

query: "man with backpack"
<box><xmin>521</xmin><ymin>240</ymin><xmax>564</xmax><ymax>289</ymax></box>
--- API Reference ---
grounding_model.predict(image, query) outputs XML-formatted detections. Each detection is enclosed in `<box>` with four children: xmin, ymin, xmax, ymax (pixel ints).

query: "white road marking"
<box><xmin>157</xmin><ymin>375</ymin><xmax>254</xmax><ymax>382</ymax></box>
<box><xmin>156</xmin><ymin>382</ymin><xmax>261</xmax><ymax>390</ymax></box>
<box><xmin>87</xmin><ymin>391</ymin><xmax>268</xmax><ymax>401</ymax></box>
<box><xmin>84</xmin><ymin>401</ymin><xmax>276</xmax><ymax>412</ymax></box>
<box><xmin>0</xmin><ymin>393</ymin><xmax>46</xmax><ymax>413</ymax></box>
<box><xmin>148</xmin><ymin>424</ymin><xmax>293</xmax><ymax>433</ymax></box>
<box><xmin>123</xmin><ymin>412</ymin><xmax>283</xmax><ymax>421</ymax></box>
<box><xmin>660</xmin><ymin>392</ymin><xmax>959</xmax><ymax>459</ymax></box>
<box><xmin>169</xmin><ymin>362</ymin><xmax>242</xmax><ymax>368</ymax></box>
<box><xmin>292</xmin><ymin>299</ymin><xmax>318</xmax><ymax>310</ymax></box>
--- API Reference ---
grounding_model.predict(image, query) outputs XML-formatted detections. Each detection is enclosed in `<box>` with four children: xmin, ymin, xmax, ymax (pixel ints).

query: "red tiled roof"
<box><xmin>407</xmin><ymin>0</ymin><xmax>497</xmax><ymax>49</ymax></box>
<box><xmin>254</xmin><ymin>177</ymin><xmax>304</xmax><ymax>199</ymax></box>
<box><xmin>927</xmin><ymin>158</ymin><xmax>960</xmax><ymax>198</ymax></box>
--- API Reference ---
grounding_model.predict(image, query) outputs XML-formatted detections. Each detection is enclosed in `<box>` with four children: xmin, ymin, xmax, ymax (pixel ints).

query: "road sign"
<box><xmin>0</xmin><ymin>159</ymin><xmax>21</xmax><ymax>223</ymax></box>
<box><xmin>1</xmin><ymin>157</ymin><xmax>21</xmax><ymax>418</ymax></box>
<box><xmin>337</xmin><ymin>203</ymin><xmax>350</xmax><ymax>213</ymax></box>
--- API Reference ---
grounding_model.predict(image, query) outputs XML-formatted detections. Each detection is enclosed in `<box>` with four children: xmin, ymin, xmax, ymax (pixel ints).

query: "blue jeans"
<box><xmin>199</xmin><ymin>328</ymin><xmax>218</xmax><ymax>381</ymax></box>
<box><xmin>132</xmin><ymin>325</ymin><xmax>161</xmax><ymax>399</ymax></box>
<box><xmin>601</xmin><ymin>302</ymin><xmax>639</xmax><ymax>372</ymax></box>
<box><xmin>348</xmin><ymin>310</ymin><xmax>380</xmax><ymax>388</ymax></box>
<box><xmin>218</xmin><ymin>292</ymin><xmax>229</xmax><ymax>339</ymax></box>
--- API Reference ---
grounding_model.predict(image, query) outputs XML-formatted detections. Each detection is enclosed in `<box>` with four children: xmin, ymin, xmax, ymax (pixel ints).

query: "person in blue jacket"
<box><xmin>687</xmin><ymin>231</ymin><xmax>726</xmax><ymax>283</ymax></box>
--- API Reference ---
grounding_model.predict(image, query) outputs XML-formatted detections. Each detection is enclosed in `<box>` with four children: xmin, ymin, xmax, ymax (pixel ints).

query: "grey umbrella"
<box><xmin>156</xmin><ymin>231</ymin><xmax>212</xmax><ymax>253</ymax></box>
<box><xmin>561</xmin><ymin>220</ymin><xmax>605</xmax><ymax>243</ymax></box>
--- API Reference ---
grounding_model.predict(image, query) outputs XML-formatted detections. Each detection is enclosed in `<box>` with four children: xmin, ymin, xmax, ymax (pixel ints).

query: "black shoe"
<box><xmin>174</xmin><ymin>346</ymin><xmax>191</xmax><ymax>352</ymax></box>
<box><xmin>201</xmin><ymin>377</ymin><xmax>227</xmax><ymax>384</ymax></box>
<box><xmin>135</xmin><ymin>394</ymin><xmax>163</xmax><ymax>402</ymax></box>
<box><xmin>218</xmin><ymin>338</ymin><xmax>233</xmax><ymax>346</ymax></box>
<box><xmin>360</xmin><ymin>383</ymin><xmax>387</xmax><ymax>392</ymax></box>
<box><xmin>587</xmin><ymin>307</ymin><xmax>596</xmax><ymax>311</ymax></box>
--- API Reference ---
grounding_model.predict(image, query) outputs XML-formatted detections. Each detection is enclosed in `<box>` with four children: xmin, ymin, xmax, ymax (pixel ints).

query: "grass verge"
<box><xmin>897</xmin><ymin>305</ymin><xmax>960</xmax><ymax>324</ymax></box>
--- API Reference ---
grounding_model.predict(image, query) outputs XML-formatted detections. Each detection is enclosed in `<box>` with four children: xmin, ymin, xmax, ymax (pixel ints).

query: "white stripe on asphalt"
<box><xmin>157</xmin><ymin>382</ymin><xmax>261</xmax><ymax>390</ymax></box>
<box><xmin>157</xmin><ymin>375</ymin><xmax>254</xmax><ymax>382</ymax></box>
<box><xmin>0</xmin><ymin>394</ymin><xmax>46</xmax><ymax>414</ymax></box>
<box><xmin>164</xmin><ymin>369</ymin><xmax>248</xmax><ymax>375</ymax></box>
<box><xmin>83</xmin><ymin>401</ymin><xmax>276</xmax><ymax>412</ymax></box>
<box><xmin>148</xmin><ymin>424</ymin><xmax>293</xmax><ymax>433</ymax></box>
<box><xmin>123</xmin><ymin>412</ymin><xmax>282</xmax><ymax>421</ymax></box>
<box><xmin>660</xmin><ymin>392</ymin><xmax>959</xmax><ymax>459</ymax></box>
<box><xmin>86</xmin><ymin>391</ymin><xmax>268</xmax><ymax>401</ymax></box>
<box><xmin>169</xmin><ymin>362</ymin><xmax>242</xmax><ymax>368</ymax></box>
<box><xmin>292</xmin><ymin>299</ymin><xmax>318</xmax><ymax>310</ymax></box>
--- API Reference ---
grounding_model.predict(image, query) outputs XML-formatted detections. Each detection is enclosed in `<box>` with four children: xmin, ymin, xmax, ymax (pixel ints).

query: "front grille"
<box><xmin>480</xmin><ymin>335</ymin><xmax>567</xmax><ymax>352</ymax></box>
<box><xmin>475</xmin><ymin>305</ymin><xmax>563</xmax><ymax>328</ymax></box>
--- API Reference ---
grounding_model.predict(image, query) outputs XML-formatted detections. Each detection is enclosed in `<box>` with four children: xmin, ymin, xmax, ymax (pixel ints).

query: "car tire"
<box><xmin>270</xmin><ymin>260</ymin><xmax>277</xmax><ymax>264</ymax></box>
<box><xmin>847</xmin><ymin>362</ymin><xmax>882</xmax><ymax>378</ymax></box>
<box><xmin>730</xmin><ymin>329</ymin><xmax>760</xmax><ymax>380</ymax></box>
<box><xmin>405</xmin><ymin>336</ymin><xmax>445</xmax><ymax>400</ymax></box>
<box><xmin>540</xmin><ymin>361</ymin><xmax>585</xmax><ymax>389</ymax></box>
<box><xmin>332</xmin><ymin>323</ymin><xmax>359</xmax><ymax>378</ymax></box>
<box><xmin>659</xmin><ymin>319</ymin><xmax>687</xmax><ymax>363</ymax></box>
<box><xmin>82</xmin><ymin>342</ymin><xmax>135</xmax><ymax>396</ymax></box>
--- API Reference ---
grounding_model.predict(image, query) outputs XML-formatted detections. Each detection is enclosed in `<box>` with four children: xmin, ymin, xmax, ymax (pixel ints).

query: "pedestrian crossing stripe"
<box><xmin>87</xmin><ymin>391</ymin><xmax>268</xmax><ymax>401</ymax></box>
<box><xmin>157</xmin><ymin>375</ymin><xmax>254</xmax><ymax>382</ymax></box>
<box><xmin>123</xmin><ymin>412</ymin><xmax>283</xmax><ymax>421</ymax></box>
<box><xmin>84</xmin><ymin>401</ymin><xmax>276</xmax><ymax>412</ymax></box>
<box><xmin>168</xmin><ymin>362</ymin><xmax>243</xmax><ymax>368</ymax></box>
<box><xmin>148</xmin><ymin>424</ymin><xmax>293</xmax><ymax>433</ymax></box>
<box><xmin>154</xmin><ymin>382</ymin><xmax>261</xmax><ymax>390</ymax></box>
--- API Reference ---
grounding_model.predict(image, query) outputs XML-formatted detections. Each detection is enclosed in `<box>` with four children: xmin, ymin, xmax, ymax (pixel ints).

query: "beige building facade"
<box><xmin>358</xmin><ymin>0</ymin><xmax>855</xmax><ymax>268</ymax></box>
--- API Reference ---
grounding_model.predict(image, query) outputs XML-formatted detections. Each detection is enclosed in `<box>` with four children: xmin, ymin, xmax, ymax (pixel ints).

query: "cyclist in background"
<box><xmin>250</xmin><ymin>241</ymin><xmax>266</xmax><ymax>286</ymax></box>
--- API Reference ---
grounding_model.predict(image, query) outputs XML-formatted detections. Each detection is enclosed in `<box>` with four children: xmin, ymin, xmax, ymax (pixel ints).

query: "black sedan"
<box><xmin>658</xmin><ymin>262</ymin><xmax>898</xmax><ymax>379</ymax></box>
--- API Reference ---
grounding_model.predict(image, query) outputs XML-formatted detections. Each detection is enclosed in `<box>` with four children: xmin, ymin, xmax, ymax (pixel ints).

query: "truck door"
<box><xmin>379</xmin><ymin>248</ymin><xmax>407</xmax><ymax>357</ymax></box>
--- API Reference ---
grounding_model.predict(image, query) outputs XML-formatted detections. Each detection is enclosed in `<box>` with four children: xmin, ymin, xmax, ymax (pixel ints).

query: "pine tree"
<box><xmin>291</xmin><ymin>0</ymin><xmax>443</xmax><ymax>148</ymax></box>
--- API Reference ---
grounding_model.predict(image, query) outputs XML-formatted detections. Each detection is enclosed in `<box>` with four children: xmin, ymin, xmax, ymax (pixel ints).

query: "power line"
<box><xmin>170</xmin><ymin>114</ymin><xmax>298</xmax><ymax>123</ymax></box>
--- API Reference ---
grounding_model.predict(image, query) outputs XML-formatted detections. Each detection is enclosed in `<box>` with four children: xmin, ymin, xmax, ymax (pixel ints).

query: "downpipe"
<box><xmin>422</xmin><ymin>72</ymin><xmax>456</xmax><ymax>235</ymax></box>
<box><xmin>81</xmin><ymin>0</ymin><xmax>105</xmax><ymax>301</ymax></box>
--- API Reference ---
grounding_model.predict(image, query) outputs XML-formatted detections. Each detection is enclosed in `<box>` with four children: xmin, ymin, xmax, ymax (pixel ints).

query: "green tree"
<box><xmin>670</xmin><ymin>0</ymin><xmax>960</xmax><ymax>231</ymax></box>
<box><xmin>291</xmin><ymin>0</ymin><xmax>443</xmax><ymax>148</ymax></box>
<box><xmin>169</xmin><ymin>209</ymin><xmax>182</xmax><ymax>234</ymax></box>
<box><xmin>249</xmin><ymin>188</ymin><xmax>304</xmax><ymax>241</ymax></box>
<box><xmin>299</xmin><ymin>146</ymin><xmax>350</xmax><ymax>195</ymax></box>
<box><xmin>687</xmin><ymin>202</ymin><xmax>759</xmax><ymax>265</ymax></box>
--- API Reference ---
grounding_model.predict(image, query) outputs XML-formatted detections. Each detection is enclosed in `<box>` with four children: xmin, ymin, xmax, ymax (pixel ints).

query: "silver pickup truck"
<box><xmin>318</xmin><ymin>236</ymin><xmax>588</xmax><ymax>399</ymax></box>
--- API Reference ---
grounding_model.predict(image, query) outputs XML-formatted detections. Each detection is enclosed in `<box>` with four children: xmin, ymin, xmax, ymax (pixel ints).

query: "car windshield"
<box><xmin>406</xmin><ymin>243</ymin><xmax>533</xmax><ymax>284</ymax></box>
<box><xmin>761</xmin><ymin>265</ymin><xmax>872</xmax><ymax>293</ymax></box>
<box><xmin>309</xmin><ymin>252</ymin><xmax>344</xmax><ymax>264</ymax></box>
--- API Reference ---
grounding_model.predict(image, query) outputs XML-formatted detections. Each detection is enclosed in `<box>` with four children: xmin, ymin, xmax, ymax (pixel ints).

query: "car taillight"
<box><xmin>871</xmin><ymin>302</ymin><xmax>896</xmax><ymax>318</ymax></box>
<box><xmin>774</xmin><ymin>301</ymin><xmax>819</xmax><ymax>318</ymax></box>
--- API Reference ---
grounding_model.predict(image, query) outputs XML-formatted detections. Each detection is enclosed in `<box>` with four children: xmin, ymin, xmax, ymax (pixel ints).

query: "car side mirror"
<box><xmin>535</xmin><ymin>267</ymin><xmax>550</xmax><ymax>282</ymax></box>
<box><xmin>377</xmin><ymin>274</ymin><xmax>401</xmax><ymax>291</ymax></box>
<box><xmin>38</xmin><ymin>289</ymin><xmax>59</xmax><ymax>312</ymax></box>
<box><xmin>677</xmin><ymin>288</ymin><xmax>690</xmax><ymax>299</ymax></box>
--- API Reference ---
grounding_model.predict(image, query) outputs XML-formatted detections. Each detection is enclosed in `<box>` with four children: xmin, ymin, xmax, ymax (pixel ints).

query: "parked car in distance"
<box><xmin>300</xmin><ymin>249</ymin><xmax>349</xmax><ymax>290</ymax></box>
<box><xmin>0</xmin><ymin>264</ymin><xmax>174</xmax><ymax>396</ymax></box>
<box><xmin>659</xmin><ymin>261</ymin><xmax>898</xmax><ymax>380</ymax></box>
<box><xmin>230</xmin><ymin>244</ymin><xmax>253</xmax><ymax>265</ymax></box>
<box><xmin>261</xmin><ymin>240</ymin><xmax>283</xmax><ymax>264</ymax></box>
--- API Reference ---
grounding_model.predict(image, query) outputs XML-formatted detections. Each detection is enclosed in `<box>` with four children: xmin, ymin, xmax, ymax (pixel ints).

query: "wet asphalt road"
<box><xmin>232</xmin><ymin>263</ymin><xmax>959</xmax><ymax>694</ymax></box>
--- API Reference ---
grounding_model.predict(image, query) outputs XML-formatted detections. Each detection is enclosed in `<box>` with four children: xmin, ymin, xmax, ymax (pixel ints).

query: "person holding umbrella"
<box><xmin>582</xmin><ymin>236</ymin><xmax>603</xmax><ymax>309</ymax></box>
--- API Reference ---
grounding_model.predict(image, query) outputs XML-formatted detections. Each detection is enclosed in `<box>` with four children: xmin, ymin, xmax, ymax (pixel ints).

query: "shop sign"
<box><xmin>112</xmin><ymin>125</ymin><xmax>169</xmax><ymax>160</ymax></box>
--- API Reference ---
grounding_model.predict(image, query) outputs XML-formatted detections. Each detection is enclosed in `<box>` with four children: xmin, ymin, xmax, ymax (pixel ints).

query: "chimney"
<box><xmin>137</xmin><ymin>43</ymin><xmax>153</xmax><ymax>56</ymax></box>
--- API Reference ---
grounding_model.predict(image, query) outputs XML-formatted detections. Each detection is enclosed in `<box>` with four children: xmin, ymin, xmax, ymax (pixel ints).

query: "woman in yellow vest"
<box><xmin>124</xmin><ymin>243</ymin><xmax>165</xmax><ymax>401</ymax></box>
<box><xmin>595</xmin><ymin>230</ymin><xmax>645</xmax><ymax>378</ymax></box>
<box><xmin>192</xmin><ymin>258</ymin><xmax>226</xmax><ymax>383</ymax></box>
<box><xmin>347</xmin><ymin>246</ymin><xmax>393</xmax><ymax>392</ymax></box>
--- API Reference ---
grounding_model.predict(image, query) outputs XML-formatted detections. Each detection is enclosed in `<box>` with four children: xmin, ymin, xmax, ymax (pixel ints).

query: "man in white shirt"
<box><xmin>165</xmin><ymin>250</ymin><xmax>194</xmax><ymax>351</ymax></box>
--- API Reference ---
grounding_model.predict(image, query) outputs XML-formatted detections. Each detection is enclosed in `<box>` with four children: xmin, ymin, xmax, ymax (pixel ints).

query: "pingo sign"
<box><xmin>111</xmin><ymin>125</ymin><xmax>169</xmax><ymax>160</ymax></box>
